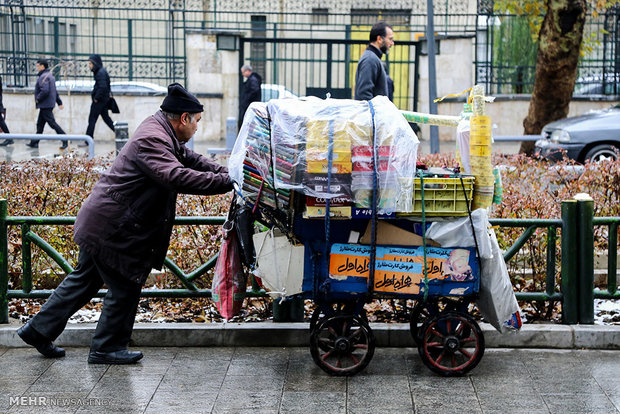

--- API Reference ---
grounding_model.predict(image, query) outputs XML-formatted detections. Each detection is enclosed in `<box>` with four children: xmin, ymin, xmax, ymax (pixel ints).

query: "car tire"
<box><xmin>584</xmin><ymin>144</ymin><xmax>618</xmax><ymax>162</ymax></box>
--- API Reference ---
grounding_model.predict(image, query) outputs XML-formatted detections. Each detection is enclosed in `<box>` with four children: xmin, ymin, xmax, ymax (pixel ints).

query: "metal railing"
<box><xmin>1</xmin><ymin>198</ymin><xmax>618</xmax><ymax>324</ymax></box>
<box><xmin>0</xmin><ymin>133</ymin><xmax>94</xmax><ymax>158</ymax></box>
<box><xmin>0</xmin><ymin>199</ymin><xmax>267</xmax><ymax>323</ymax></box>
<box><xmin>2</xmin><ymin>3</ymin><xmax>618</xmax><ymax>98</ymax></box>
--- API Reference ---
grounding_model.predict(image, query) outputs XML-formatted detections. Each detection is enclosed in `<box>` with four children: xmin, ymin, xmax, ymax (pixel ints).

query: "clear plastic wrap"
<box><xmin>229</xmin><ymin>96</ymin><xmax>419</xmax><ymax>214</ymax></box>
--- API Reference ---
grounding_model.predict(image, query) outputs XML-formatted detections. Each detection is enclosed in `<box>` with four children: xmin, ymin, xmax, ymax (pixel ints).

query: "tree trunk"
<box><xmin>520</xmin><ymin>0</ymin><xmax>587</xmax><ymax>155</ymax></box>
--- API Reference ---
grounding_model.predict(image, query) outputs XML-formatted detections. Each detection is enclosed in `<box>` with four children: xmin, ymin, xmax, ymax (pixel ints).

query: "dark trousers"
<box><xmin>86</xmin><ymin>100</ymin><xmax>115</xmax><ymax>138</ymax></box>
<box><xmin>28</xmin><ymin>250</ymin><xmax>144</xmax><ymax>352</ymax></box>
<box><xmin>0</xmin><ymin>113</ymin><xmax>8</xmax><ymax>134</ymax></box>
<box><xmin>36</xmin><ymin>108</ymin><xmax>65</xmax><ymax>134</ymax></box>
<box><xmin>32</xmin><ymin>108</ymin><xmax>65</xmax><ymax>144</ymax></box>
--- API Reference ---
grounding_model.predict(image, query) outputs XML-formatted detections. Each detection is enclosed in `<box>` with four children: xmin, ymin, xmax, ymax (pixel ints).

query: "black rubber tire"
<box><xmin>584</xmin><ymin>144</ymin><xmax>618</xmax><ymax>162</ymax></box>
<box><xmin>310</xmin><ymin>313</ymin><xmax>375</xmax><ymax>376</ymax></box>
<box><xmin>417</xmin><ymin>312</ymin><xmax>485</xmax><ymax>377</ymax></box>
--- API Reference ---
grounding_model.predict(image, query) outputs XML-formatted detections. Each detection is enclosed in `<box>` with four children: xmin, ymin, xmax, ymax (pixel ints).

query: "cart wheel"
<box><xmin>310</xmin><ymin>313</ymin><xmax>375</xmax><ymax>376</ymax></box>
<box><xmin>417</xmin><ymin>312</ymin><xmax>484</xmax><ymax>376</ymax></box>
<box><xmin>309</xmin><ymin>301</ymin><xmax>367</xmax><ymax>332</ymax></box>
<box><xmin>409</xmin><ymin>299</ymin><xmax>461</xmax><ymax>344</ymax></box>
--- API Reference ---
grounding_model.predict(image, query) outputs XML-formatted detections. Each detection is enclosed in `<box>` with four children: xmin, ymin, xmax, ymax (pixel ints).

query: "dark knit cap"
<box><xmin>160</xmin><ymin>83</ymin><xmax>204</xmax><ymax>114</ymax></box>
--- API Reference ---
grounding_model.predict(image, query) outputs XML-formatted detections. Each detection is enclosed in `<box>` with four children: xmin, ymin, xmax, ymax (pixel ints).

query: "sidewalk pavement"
<box><xmin>1</xmin><ymin>322</ymin><xmax>620</xmax><ymax>350</ymax></box>
<box><xmin>1</xmin><ymin>345</ymin><xmax>619</xmax><ymax>413</ymax></box>
<box><xmin>1</xmin><ymin>322</ymin><xmax>619</xmax><ymax>413</ymax></box>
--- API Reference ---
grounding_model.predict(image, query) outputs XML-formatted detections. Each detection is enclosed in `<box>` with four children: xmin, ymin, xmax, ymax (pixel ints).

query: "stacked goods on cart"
<box><xmin>231</xmin><ymin>104</ymin><xmax>293</xmax><ymax>228</ymax></box>
<box><xmin>230</xmin><ymin>96</ymin><xmax>421</xmax><ymax>220</ymax></box>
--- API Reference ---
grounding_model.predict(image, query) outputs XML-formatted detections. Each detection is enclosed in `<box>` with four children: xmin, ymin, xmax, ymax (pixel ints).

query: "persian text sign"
<box><xmin>329</xmin><ymin>244</ymin><xmax>476</xmax><ymax>295</ymax></box>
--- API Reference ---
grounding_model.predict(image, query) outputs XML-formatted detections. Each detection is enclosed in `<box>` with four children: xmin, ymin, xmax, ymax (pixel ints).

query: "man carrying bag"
<box><xmin>83</xmin><ymin>54</ymin><xmax>115</xmax><ymax>145</ymax></box>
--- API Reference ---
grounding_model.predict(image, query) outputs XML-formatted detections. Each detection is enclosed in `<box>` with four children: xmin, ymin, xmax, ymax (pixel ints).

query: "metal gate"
<box><xmin>239</xmin><ymin>37</ymin><xmax>420</xmax><ymax>111</ymax></box>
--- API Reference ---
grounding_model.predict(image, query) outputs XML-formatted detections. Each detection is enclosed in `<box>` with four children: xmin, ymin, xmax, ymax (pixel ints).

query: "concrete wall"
<box><xmin>185</xmin><ymin>30</ymin><xmax>239</xmax><ymax>141</ymax></box>
<box><xmin>1</xmin><ymin>90</ymin><xmax>225</xmax><ymax>143</ymax></box>
<box><xmin>436</xmin><ymin>98</ymin><xmax>617</xmax><ymax>142</ymax></box>
<box><xmin>3</xmin><ymin>33</ymin><xmax>618</xmax><ymax>145</ymax></box>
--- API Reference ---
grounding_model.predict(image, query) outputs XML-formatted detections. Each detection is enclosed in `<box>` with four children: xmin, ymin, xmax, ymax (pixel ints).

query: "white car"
<box><xmin>261</xmin><ymin>84</ymin><xmax>298</xmax><ymax>102</ymax></box>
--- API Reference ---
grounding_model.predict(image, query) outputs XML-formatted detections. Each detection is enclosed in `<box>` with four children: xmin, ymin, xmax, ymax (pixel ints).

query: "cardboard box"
<box><xmin>305</xmin><ymin>196</ymin><xmax>351</xmax><ymax>207</ymax></box>
<box><xmin>304</xmin><ymin>206</ymin><xmax>351</xmax><ymax>218</ymax></box>
<box><xmin>358</xmin><ymin>221</ymin><xmax>440</xmax><ymax>247</ymax></box>
<box><xmin>328</xmin><ymin>243</ymin><xmax>478</xmax><ymax>295</ymax></box>
<box><xmin>306</xmin><ymin>161</ymin><xmax>352</xmax><ymax>174</ymax></box>
<box><xmin>303</xmin><ymin>173</ymin><xmax>352</xmax><ymax>197</ymax></box>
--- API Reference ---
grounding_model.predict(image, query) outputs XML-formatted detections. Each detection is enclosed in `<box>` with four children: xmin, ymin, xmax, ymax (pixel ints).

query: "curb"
<box><xmin>1</xmin><ymin>322</ymin><xmax>619</xmax><ymax>349</ymax></box>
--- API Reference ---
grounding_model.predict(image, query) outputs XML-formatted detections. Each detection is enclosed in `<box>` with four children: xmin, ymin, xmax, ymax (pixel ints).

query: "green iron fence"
<box><xmin>1</xmin><ymin>198</ymin><xmax>618</xmax><ymax>325</ymax></box>
<box><xmin>476</xmin><ymin>8</ymin><xmax>620</xmax><ymax>95</ymax></box>
<box><xmin>2</xmin><ymin>2</ymin><xmax>618</xmax><ymax>97</ymax></box>
<box><xmin>0</xmin><ymin>199</ymin><xmax>267</xmax><ymax>324</ymax></box>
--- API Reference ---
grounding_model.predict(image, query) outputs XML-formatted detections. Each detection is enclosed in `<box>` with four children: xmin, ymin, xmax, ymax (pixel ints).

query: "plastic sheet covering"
<box><xmin>229</xmin><ymin>96</ymin><xmax>419</xmax><ymax>214</ymax></box>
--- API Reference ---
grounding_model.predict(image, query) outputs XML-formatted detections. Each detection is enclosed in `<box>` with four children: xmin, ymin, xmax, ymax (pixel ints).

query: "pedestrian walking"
<box><xmin>28</xmin><ymin>59</ymin><xmax>66</xmax><ymax>149</ymax></box>
<box><xmin>0</xmin><ymin>75</ymin><xmax>11</xmax><ymax>146</ymax></box>
<box><xmin>238</xmin><ymin>64</ymin><xmax>262</xmax><ymax>130</ymax></box>
<box><xmin>354</xmin><ymin>21</ymin><xmax>395</xmax><ymax>101</ymax></box>
<box><xmin>17</xmin><ymin>83</ymin><xmax>234</xmax><ymax>364</ymax></box>
<box><xmin>84</xmin><ymin>54</ymin><xmax>115</xmax><ymax>145</ymax></box>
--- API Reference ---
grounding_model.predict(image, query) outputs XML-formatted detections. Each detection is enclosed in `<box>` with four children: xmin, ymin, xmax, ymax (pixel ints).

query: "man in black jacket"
<box><xmin>238</xmin><ymin>64</ymin><xmax>262</xmax><ymax>130</ymax></box>
<box><xmin>0</xmin><ymin>75</ymin><xmax>11</xmax><ymax>146</ymax></box>
<box><xmin>354</xmin><ymin>21</ymin><xmax>394</xmax><ymax>101</ymax></box>
<box><xmin>16</xmin><ymin>83</ymin><xmax>233</xmax><ymax>364</ymax></box>
<box><xmin>84</xmin><ymin>54</ymin><xmax>115</xmax><ymax>144</ymax></box>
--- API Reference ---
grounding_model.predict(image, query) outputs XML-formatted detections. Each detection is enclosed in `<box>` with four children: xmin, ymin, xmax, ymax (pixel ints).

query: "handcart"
<box><xmin>230</xmin><ymin>87</ymin><xmax>503</xmax><ymax>377</ymax></box>
<box><xmin>292</xmin><ymin>170</ymin><xmax>484</xmax><ymax>377</ymax></box>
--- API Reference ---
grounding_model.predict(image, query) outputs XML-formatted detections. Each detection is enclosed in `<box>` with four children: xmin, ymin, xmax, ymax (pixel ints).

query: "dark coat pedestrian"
<box><xmin>0</xmin><ymin>75</ymin><xmax>11</xmax><ymax>146</ymax></box>
<box><xmin>85</xmin><ymin>54</ymin><xmax>115</xmax><ymax>141</ymax></box>
<box><xmin>17</xmin><ymin>83</ymin><xmax>234</xmax><ymax>365</ymax></box>
<box><xmin>354</xmin><ymin>21</ymin><xmax>395</xmax><ymax>101</ymax></box>
<box><xmin>238</xmin><ymin>65</ymin><xmax>262</xmax><ymax>129</ymax></box>
<box><xmin>28</xmin><ymin>60</ymin><xmax>66</xmax><ymax>148</ymax></box>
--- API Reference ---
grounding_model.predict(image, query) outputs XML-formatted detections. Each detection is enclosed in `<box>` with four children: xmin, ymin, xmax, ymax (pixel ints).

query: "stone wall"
<box><xmin>1</xmin><ymin>89</ymin><xmax>225</xmax><ymax>143</ymax></box>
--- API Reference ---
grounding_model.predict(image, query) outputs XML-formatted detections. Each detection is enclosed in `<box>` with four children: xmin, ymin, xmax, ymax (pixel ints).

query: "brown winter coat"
<box><xmin>74</xmin><ymin>110</ymin><xmax>233</xmax><ymax>284</ymax></box>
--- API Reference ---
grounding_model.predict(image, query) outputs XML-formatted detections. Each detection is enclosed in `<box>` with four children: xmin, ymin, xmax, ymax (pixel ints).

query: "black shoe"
<box><xmin>0</xmin><ymin>139</ymin><xmax>13</xmax><ymax>146</ymax></box>
<box><xmin>88</xmin><ymin>349</ymin><xmax>143</xmax><ymax>365</ymax></box>
<box><xmin>26</xmin><ymin>141</ymin><xmax>39</xmax><ymax>148</ymax></box>
<box><xmin>78</xmin><ymin>141</ymin><xmax>89</xmax><ymax>147</ymax></box>
<box><xmin>59</xmin><ymin>141</ymin><xmax>68</xmax><ymax>150</ymax></box>
<box><xmin>17</xmin><ymin>324</ymin><xmax>65</xmax><ymax>358</ymax></box>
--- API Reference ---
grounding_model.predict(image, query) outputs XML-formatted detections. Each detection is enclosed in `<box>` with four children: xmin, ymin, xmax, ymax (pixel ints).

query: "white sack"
<box><xmin>476</xmin><ymin>230</ymin><xmax>522</xmax><ymax>333</ymax></box>
<box><xmin>252</xmin><ymin>230</ymin><xmax>304</xmax><ymax>298</ymax></box>
<box><xmin>425</xmin><ymin>209</ymin><xmax>493</xmax><ymax>259</ymax></box>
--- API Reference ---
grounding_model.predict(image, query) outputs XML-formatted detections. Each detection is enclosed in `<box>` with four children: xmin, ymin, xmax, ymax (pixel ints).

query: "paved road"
<box><xmin>1</xmin><ymin>346</ymin><xmax>619</xmax><ymax>413</ymax></box>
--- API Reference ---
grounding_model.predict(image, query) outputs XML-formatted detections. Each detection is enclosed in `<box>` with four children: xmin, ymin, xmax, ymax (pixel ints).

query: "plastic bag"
<box><xmin>456</xmin><ymin>117</ymin><xmax>471</xmax><ymax>174</ymax></box>
<box><xmin>476</xmin><ymin>230</ymin><xmax>522</xmax><ymax>333</ymax></box>
<box><xmin>212</xmin><ymin>220</ymin><xmax>247</xmax><ymax>320</ymax></box>
<box><xmin>252</xmin><ymin>229</ymin><xmax>304</xmax><ymax>298</ymax></box>
<box><xmin>425</xmin><ymin>208</ymin><xmax>493</xmax><ymax>259</ymax></box>
<box><xmin>235</xmin><ymin>203</ymin><xmax>256</xmax><ymax>267</ymax></box>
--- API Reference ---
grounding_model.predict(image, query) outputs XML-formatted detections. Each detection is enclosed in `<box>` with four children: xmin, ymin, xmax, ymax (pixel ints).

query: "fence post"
<box><xmin>273</xmin><ymin>297</ymin><xmax>304</xmax><ymax>322</ymax></box>
<box><xmin>561</xmin><ymin>200</ymin><xmax>579</xmax><ymax>324</ymax></box>
<box><xmin>0</xmin><ymin>199</ymin><xmax>8</xmax><ymax>323</ymax></box>
<box><xmin>576</xmin><ymin>194</ymin><xmax>594</xmax><ymax>324</ymax></box>
<box><xmin>114</xmin><ymin>121</ymin><xmax>129</xmax><ymax>155</ymax></box>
